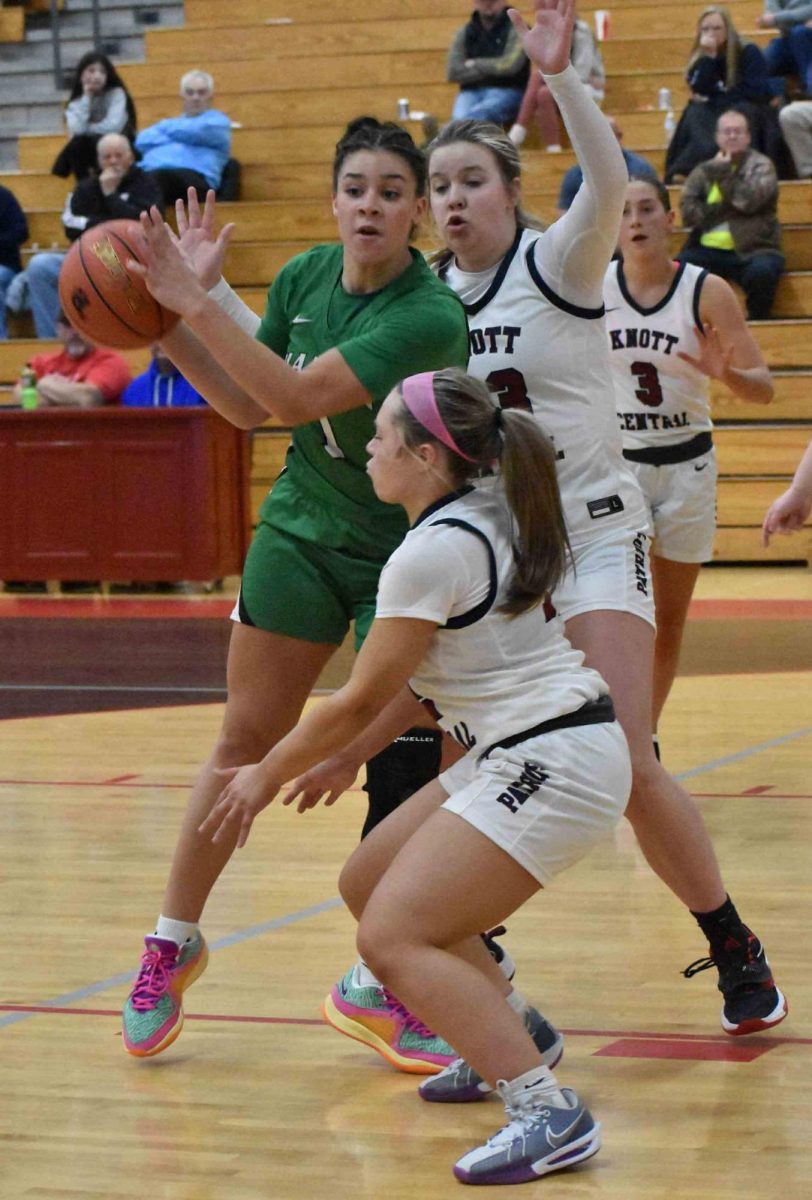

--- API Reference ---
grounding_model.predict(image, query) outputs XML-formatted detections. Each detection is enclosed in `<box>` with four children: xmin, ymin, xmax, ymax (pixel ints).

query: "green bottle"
<box><xmin>20</xmin><ymin>364</ymin><xmax>38</xmax><ymax>410</ymax></box>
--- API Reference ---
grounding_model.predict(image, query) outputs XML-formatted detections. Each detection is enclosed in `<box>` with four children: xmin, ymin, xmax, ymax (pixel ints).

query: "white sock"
<box><xmin>546</xmin><ymin>143</ymin><xmax>563</xmax><ymax>153</ymax></box>
<box><xmin>506</xmin><ymin>987</ymin><xmax>528</xmax><ymax>1018</ymax></box>
<box><xmin>504</xmin><ymin>1064</ymin><xmax>567</xmax><ymax>1108</ymax></box>
<box><xmin>154</xmin><ymin>915</ymin><xmax>199</xmax><ymax>946</ymax></box>
<box><xmin>353</xmin><ymin>959</ymin><xmax>381</xmax><ymax>988</ymax></box>
<box><xmin>508</xmin><ymin>123</ymin><xmax>527</xmax><ymax>146</ymax></box>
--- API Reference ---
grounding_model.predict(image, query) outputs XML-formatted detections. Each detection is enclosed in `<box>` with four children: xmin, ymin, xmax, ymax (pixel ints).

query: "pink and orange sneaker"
<box><xmin>122</xmin><ymin>933</ymin><xmax>208</xmax><ymax>1057</ymax></box>
<box><xmin>322</xmin><ymin>966</ymin><xmax>456</xmax><ymax>1075</ymax></box>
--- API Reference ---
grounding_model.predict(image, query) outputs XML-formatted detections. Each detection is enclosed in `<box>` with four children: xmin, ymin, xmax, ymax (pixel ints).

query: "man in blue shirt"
<box><xmin>121</xmin><ymin>345</ymin><xmax>207</xmax><ymax>407</ymax></box>
<box><xmin>135</xmin><ymin>69</ymin><xmax>231</xmax><ymax>208</ymax></box>
<box><xmin>557</xmin><ymin>115</ymin><xmax>658</xmax><ymax>213</ymax></box>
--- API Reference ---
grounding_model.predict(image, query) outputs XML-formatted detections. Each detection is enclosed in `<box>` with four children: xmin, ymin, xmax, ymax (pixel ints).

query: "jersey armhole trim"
<box><xmin>429</xmin><ymin>517</ymin><xmax>498</xmax><ymax>628</ymax></box>
<box><xmin>526</xmin><ymin>245</ymin><xmax>605</xmax><ymax>319</ymax></box>
<box><xmin>692</xmin><ymin>268</ymin><xmax>710</xmax><ymax>335</ymax></box>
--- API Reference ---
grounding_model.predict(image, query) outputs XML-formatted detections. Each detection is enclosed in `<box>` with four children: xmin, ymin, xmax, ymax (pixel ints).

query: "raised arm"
<box><xmin>509</xmin><ymin>1</ymin><xmax>627</xmax><ymax>307</ymax></box>
<box><xmin>677</xmin><ymin>273</ymin><xmax>774</xmax><ymax>405</ymax></box>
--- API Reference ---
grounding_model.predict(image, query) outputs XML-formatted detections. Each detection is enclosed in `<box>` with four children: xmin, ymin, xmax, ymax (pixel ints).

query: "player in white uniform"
<box><xmin>415</xmin><ymin>0</ymin><xmax>785</xmax><ymax>1041</ymax></box>
<box><xmin>202</xmin><ymin>366</ymin><xmax>631</xmax><ymax>1186</ymax></box>
<box><xmin>606</xmin><ymin>176</ymin><xmax>773</xmax><ymax>728</ymax></box>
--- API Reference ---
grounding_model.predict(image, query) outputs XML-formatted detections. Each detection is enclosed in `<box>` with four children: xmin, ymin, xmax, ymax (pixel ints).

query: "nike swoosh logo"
<box><xmin>604</xmin><ymin>306</ymin><xmax>621</xmax><ymax>313</ymax></box>
<box><xmin>292</xmin><ymin>315</ymin><xmax>312</xmax><ymax>324</ymax></box>
<box><xmin>694</xmin><ymin>463</ymin><xmax>709</xmax><ymax>471</ymax></box>
<box><xmin>545</xmin><ymin>1110</ymin><xmax>586</xmax><ymax>1149</ymax></box>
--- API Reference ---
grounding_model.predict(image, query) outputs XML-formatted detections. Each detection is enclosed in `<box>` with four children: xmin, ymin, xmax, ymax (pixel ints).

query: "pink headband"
<box><xmin>400</xmin><ymin>372</ymin><xmax>478</xmax><ymax>463</ymax></box>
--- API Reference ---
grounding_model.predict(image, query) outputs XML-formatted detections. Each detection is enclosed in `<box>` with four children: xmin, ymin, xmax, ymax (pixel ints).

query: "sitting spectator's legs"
<box><xmin>779</xmin><ymin>101</ymin><xmax>812</xmax><ymax>176</ymax></box>
<box><xmin>515</xmin><ymin>74</ymin><xmax>560</xmax><ymax>146</ymax></box>
<box><xmin>679</xmin><ymin>243</ymin><xmax>783</xmax><ymax>320</ymax></box>
<box><xmin>0</xmin><ymin>264</ymin><xmax>16</xmax><ymax>339</ymax></box>
<box><xmin>27</xmin><ymin>252</ymin><xmax>64</xmax><ymax>338</ymax></box>
<box><xmin>451</xmin><ymin>86</ymin><xmax>524</xmax><ymax>123</ymax></box>
<box><xmin>764</xmin><ymin>35</ymin><xmax>799</xmax><ymax>94</ymax></box>
<box><xmin>787</xmin><ymin>25</ymin><xmax>812</xmax><ymax>93</ymax></box>
<box><xmin>52</xmin><ymin>134</ymin><xmax>102</xmax><ymax>181</ymax></box>
<box><xmin>739</xmin><ymin>252</ymin><xmax>785</xmax><ymax>320</ymax></box>
<box><xmin>146</xmin><ymin>167</ymin><xmax>209</xmax><ymax>208</ymax></box>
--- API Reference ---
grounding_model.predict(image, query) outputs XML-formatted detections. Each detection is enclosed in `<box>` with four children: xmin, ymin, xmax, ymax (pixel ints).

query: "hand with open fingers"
<box><xmin>283</xmin><ymin>755</ymin><xmax>361</xmax><ymax>814</ymax></box>
<box><xmin>198</xmin><ymin>762</ymin><xmax>281</xmax><ymax>848</ymax></box>
<box><xmin>174</xmin><ymin>188</ymin><xmax>233</xmax><ymax>291</ymax></box>
<box><xmin>128</xmin><ymin>206</ymin><xmax>209</xmax><ymax>320</ymax></box>
<box><xmin>677</xmin><ymin>322</ymin><xmax>733</xmax><ymax>381</ymax></box>
<box><xmin>508</xmin><ymin>0</ymin><xmax>575</xmax><ymax>77</ymax></box>
<box><xmin>761</xmin><ymin>486</ymin><xmax>812</xmax><ymax>546</ymax></box>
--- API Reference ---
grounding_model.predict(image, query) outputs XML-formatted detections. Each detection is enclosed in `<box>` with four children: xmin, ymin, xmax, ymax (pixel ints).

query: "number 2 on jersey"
<box><xmin>630</xmin><ymin>361</ymin><xmax>664</xmax><ymax>407</ymax></box>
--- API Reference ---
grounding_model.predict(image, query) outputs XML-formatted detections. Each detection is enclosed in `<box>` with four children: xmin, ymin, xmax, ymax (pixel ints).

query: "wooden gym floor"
<box><xmin>1</xmin><ymin>567</ymin><xmax>811</xmax><ymax>1199</ymax></box>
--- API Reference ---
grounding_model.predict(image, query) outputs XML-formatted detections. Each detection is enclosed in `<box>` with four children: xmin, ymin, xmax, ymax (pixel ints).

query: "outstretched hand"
<box><xmin>761</xmin><ymin>487</ymin><xmax>812</xmax><ymax>546</ymax></box>
<box><xmin>508</xmin><ymin>0</ymin><xmax>575</xmax><ymax>77</ymax></box>
<box><xmin>283</xmin><ymin>755</ymin><xmax>361</xmax><ymax>814</ymax></box>
<box><xmin>174</xmin><ymin>188</ymin><xmax>233</xmax><ymax>291</ymax></box>
<box><xmin>198</xmin><ymin>763</ymin><xmax>281</xmax><ymax>848</ymax></box>
<box><xmin>677</xmin><ymin>322</ymin><xmax>733</xmax><ymax>381</ymax></box>
<box><xmin>127</xmin><ymin>206</ymin><xmax>209</xmax><ymax>319</ymax></box>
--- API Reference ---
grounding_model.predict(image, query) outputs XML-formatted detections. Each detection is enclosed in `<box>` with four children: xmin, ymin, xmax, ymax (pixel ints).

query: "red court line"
<box><xmin>1</xmin><ymin>1004</ymin><xmax>808</xmax><ymax>1045</ymax></box>
<box><xmin>1</xmin><ymin>597</ymin><xmax>809</xmax><ymax>622</ymax></box>
<box><xmin>0</xmin><ymin>598</ymin><xmax>232</xmax><ymax>620</ymax></box>
<box><xmin>1</xmin><ymin>776</ymin><xmax>809</xmax><ymax>800</ymax></box>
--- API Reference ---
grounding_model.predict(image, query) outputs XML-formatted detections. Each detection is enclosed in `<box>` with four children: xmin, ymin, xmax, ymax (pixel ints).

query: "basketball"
<box><xmin>58</xmin><ymin>219</ymin><xmax>180</xmax><ymax>350</ymax></box>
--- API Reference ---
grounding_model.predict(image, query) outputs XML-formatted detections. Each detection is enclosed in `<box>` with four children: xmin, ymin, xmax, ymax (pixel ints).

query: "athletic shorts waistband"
<box><xmin>623</xmin><ymin>430</ymin><xmax>713</xmax><ymax>466</ymax></box>
<box><xmin>481</xmin><ymin>694</ymin><xmax>615</xmax><ymax>759</ymax></box>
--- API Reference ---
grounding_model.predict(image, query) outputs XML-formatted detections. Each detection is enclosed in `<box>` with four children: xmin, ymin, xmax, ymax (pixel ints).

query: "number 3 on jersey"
<box><xmin>630</xmin><ymin>361</ymin><xmax>664</xmax><ymax>407</ymax></box>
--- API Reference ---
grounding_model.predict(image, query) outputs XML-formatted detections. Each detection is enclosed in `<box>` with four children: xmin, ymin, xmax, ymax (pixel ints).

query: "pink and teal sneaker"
<box><xmin>122</xmin><ymin>933</ymin><xmax>208</xmax><ymax>1057</ymax></box>
<box><xmin>322</xmin><ymin>966</ymin><xmax>456</xmax><ymax>1075</ymax></box>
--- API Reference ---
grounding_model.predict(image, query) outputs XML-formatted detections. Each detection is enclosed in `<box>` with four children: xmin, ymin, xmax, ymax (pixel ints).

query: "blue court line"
<box><xmin>0</xmin><ymin>897</ymin><xmax>343</xmax><ymax>1031</ymax></box>
<box><xmin>4</xmin><ymin>722</ymin><xmax>811</xmax><ymax>1034</ymax></box>
<box><xmin>673</xmin><ymin>725</ymin><xmax>812</xmax><ymax>781</ymax></box>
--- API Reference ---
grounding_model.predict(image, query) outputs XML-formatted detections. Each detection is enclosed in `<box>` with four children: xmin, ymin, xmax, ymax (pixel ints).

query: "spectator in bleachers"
<box><xmin>134</xmin><ymin>70</ymin><xmax>232</xmax><ymax>208</ymax></box>
<box><xmin>664</xmin><ymin>6</ymin><xmax>786</xmax><ymax>183</ymax></box>
<box><xmin>757</xmin><ymin>0</ymin><xmax>812</xmax><ymax>97</ymax></box>
<box><xmin>121</xmin><ymin>345</ymin><xmax>207</xmax><ymax>407</ymax></box>
<box><xmin>678</xmin><ymin>108</ymin><xmax>784</xmax><ymax>319</ymax></box>
<box><xmin>446</xmin><ymin>0</ymin><xmax>529</xmax><ymax>123</ymax></box>
<box><xmin>557</xmin><ymin>115</ymin><xmax>657</xmax><ymax>212</ymax></box>
<box><xmin>779</xmin><ymin>98</ymin><xmax>812</xmax><ymax>173</ymax></box>
<box><xmin>24</xmin><ymin>133</ymin><xmax>163</xmax><ymax>338</ymax></box>
<box><xmin>509</xmin><ymin>11</ymin><xmax>604</xmax><ymax>150</ymax></box>
<box><xmin>51</xmin><ymin>52</ymin><xmax>138</xmax><ymax>182</ymax></box>
<box><xmin>13</xmin><ymin>309</ymin><xmax>131</xmax><ymax>408</ymax></box>
<box><xmin>0</xmin><ymin>182</ymin><xmax>28</xmax><ymax>340</ymax></box>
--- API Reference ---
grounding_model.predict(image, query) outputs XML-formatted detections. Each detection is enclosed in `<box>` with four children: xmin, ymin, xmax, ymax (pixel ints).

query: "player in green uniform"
<box><xmin>120</xmin><ymin>118</ymin><xmax>469</xmax><ymax>1061</ymax></box>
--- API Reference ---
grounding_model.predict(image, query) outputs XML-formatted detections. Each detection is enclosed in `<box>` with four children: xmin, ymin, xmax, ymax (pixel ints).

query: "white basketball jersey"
<box><xmin>375</xmin><ymin>487</ymin><xmax>607</xmax><ymax>757</ymax></box>
<box><xmin>440</xmin><ymin>228</ymin><xmax>647</xmax><ymax>547</ymax></box>
<box><xmin>604</xmin><ymin>260</ymin><xmax>712</xmax><ymax>450</ymax></box>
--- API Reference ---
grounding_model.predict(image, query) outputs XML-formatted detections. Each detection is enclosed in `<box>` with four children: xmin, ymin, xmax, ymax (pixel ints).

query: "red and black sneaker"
<box><xmin>683</xmin><ymin>932</ymin><xmax>787</xmax><ymax>1036</ymax></box>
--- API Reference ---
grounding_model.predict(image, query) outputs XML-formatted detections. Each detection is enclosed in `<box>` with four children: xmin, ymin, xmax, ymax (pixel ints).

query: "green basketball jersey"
<box><xmin>256</xmin><ymin>244</ymin><xmax>469</xmax><ymax>560</ymax></box>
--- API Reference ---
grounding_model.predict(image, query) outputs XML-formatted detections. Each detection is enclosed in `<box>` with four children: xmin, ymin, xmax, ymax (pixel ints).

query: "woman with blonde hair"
<box><xmin>665</xmin><ymin>5</ymin><xmax>786</xmax><ymax>181</ymax></box>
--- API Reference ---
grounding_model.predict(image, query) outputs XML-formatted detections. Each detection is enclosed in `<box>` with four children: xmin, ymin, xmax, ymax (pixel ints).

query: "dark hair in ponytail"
<box><xmin>395</xmin><ymin>367</ymin><xmax>571</xmax><ymax>615</ymax></box>
<box><xmin>332</xmin><ymin>116</ymin><xmax>427</xmax><ymax>195</ymax></box>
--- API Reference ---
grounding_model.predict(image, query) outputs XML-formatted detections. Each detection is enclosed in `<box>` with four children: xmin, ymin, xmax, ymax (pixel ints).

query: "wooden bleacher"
<box><xmin>1</xmin><ymin>0</ymin><xmax>809</xmax><ymax>562</ymax></box>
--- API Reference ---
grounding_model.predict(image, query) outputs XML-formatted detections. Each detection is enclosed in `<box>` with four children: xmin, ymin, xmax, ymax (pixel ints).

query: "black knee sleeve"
<box><xmin>361</xmin><ymin>727</ymin><xmax>443</xmax><ymax>839</ymax></box>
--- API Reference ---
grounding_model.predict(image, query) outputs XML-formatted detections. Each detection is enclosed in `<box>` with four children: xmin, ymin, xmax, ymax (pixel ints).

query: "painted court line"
<box><xmin>3</xmin><ymin>725</ymin><xmax>810</xmax><ymax>1033</ymax></box>
<box><xmin>0</xmin><ymin>897</ymin><xmax>343</xmax><ymax>1031</ymax></box>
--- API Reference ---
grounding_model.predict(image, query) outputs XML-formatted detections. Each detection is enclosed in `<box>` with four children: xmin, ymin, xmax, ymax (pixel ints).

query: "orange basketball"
<box><xmin>58</xmin><ymin>219</ymin><xmax>180</xmax><ymax>350</ymax></box>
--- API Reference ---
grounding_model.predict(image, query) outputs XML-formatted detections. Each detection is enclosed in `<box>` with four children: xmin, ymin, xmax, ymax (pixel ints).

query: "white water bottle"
<box><xmin>664</xmin><ymin>110</ymin><xmax>676</xmax><ymax>143</ymax></box>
